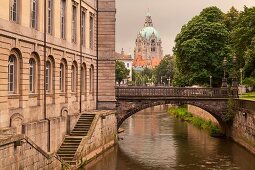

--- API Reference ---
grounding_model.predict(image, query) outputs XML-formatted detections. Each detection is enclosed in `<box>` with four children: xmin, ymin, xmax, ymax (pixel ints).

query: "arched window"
<box><xmin>29</xmin><ymin>58</ymin><xmax>35</xmax><ymax>93</ymax></box>
<box><xmin>59</xmin><ymin>63</ymin><xmax>65</xmax><ymax>92</ymax></box>
<box><xmin>89</xmin><ymin>65</ymin><xmax>94</xmax><ymax>94</ymax></box>
<box><xmin>8</xmin><ymin>55</ymin><xmax>16</xmax><ymax>93</ymax></box>
<box><xmin>71</xmin><ymin>64</ymin><xmax>76</xmax><ymax>92</ymax></box>
<box><xmin>45</xmin><ymin>61</ymin><xmax>51</xmax><ymax>92</ymax></box>
<box><xmin>81</xmin><ymin>64</ymin><xmax>87</xmax><ymax>94</ymax></box>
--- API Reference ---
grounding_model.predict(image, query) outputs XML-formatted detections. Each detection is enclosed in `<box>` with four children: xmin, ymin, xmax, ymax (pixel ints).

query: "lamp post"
<box><xmin>167</xmin><ymin>77</ymin><xmax>171</xmax><ymax>86</ymax></box>
<box><xmin>209</xmin><ymin>75</ymin><xmax>212</xmax><ymax>88</ymax></box>
<box><xmin>240</xmin><ymin>68</ymin><xmax>243</xmax><ymax>85</ymax></box>
<box><xmin>232</xmin><ymin>54</ymin><xmax>238</xmax><ymax>97</ymax></box>
<box><xmin>222</xmin><ymin>57</ymin><xmax>227</xmax><ymax>88</ymax></box>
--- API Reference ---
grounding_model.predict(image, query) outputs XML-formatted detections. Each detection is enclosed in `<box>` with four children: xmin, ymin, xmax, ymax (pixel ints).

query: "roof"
<box><xmin>115</xmin><ymin>52</ymin><xmax>132</xmax><ymax>61</ymax></box>
<box><xmin>139</xmin><ymin>26</ymin><xmax>161</xmax><ymax>40</ymax></box>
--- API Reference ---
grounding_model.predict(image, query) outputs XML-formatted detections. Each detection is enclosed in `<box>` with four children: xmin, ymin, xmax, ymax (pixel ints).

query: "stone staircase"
<box><xmin>57</xmin><ymin>114</ymin><xmax>95</xmax><ymax>164</ymax></box>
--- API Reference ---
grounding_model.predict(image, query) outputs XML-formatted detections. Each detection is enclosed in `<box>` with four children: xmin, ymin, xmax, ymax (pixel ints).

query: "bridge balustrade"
<box><xmin>115</xmin><ymin>86</ymin><xmax>230</xmax><ymax>99</ymax></box>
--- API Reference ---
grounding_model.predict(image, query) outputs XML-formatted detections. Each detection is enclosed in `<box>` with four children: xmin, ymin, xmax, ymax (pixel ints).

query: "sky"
<box><xmin>116</xmin><ymin>0</ymin><xmax>255</xmax><ymax>57</ymax></box>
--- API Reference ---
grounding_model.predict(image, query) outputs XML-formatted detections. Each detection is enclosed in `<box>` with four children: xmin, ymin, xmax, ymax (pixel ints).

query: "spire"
<box><xmin>144</xmin><ymin>9</ymin><xmax>153</xmax><ymax>27</ymax></box>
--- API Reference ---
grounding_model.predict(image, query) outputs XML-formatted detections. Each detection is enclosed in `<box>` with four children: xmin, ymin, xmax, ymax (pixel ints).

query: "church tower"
<box><xmin>133</xmin><ymin>12</ymin><xmax>163</xmax><ymax>69</ymax></box>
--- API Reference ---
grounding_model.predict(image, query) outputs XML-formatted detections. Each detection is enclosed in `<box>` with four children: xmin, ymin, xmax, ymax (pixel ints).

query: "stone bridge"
<box><xmin>116</xmin><ymin>86</ymin><xmax>238</xmax><ymax>130</ymax></box>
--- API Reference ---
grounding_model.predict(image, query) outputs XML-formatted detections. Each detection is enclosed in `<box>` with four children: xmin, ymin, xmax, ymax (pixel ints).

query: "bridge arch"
<box><xmin>116</xmin><ymin>99</ymin><xmax>228</xmax><ymax>132</ymax></box>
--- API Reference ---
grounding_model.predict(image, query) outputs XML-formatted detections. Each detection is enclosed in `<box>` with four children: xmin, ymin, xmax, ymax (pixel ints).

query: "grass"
<box><xmin>168</xmin><ymin>106</ymin><xmax>222</xmax><ymax>137</ymax></box>
<box><xmin>239</xmin><ymin>92</ymin><xmax>255</xmax><ymax>101</ymax></box>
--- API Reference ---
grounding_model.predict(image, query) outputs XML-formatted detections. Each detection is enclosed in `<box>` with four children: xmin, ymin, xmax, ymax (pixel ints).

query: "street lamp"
<box><xmin>167</xmin><ymin>77</ymin><xmax>171</xmax><ymax>86</ymax></box>
<box><xmin>222</xmin><ymin>57</ymin><xmax>227</xmax><ymax>88</ymax></box>
<box><xmin>240</xmin><ymin>68</ymin><xmax>243</xmax><ymax>85</ymax></box>
<box><xmin>209</xmin><ymin>75</ymin><xmax>212</xmax><ymax>88</ymax></box>
<box><xmin>232</xmin><ymin>54</ymin><xmax>238</xmax><ymax>97</ymax></box>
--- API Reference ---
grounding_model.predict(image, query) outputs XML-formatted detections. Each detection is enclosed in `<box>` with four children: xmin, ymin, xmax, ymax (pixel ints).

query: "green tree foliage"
<box><xmin>115</xmin><ymin>61</ymin><xmax>129</xmax><ymax>85</ymax></box>
<box><xmin>231</xmin><ymin>6</ymin><xmax>255</xmax><ymax>77</ymax></box>
<box><xmin>154</xmin><ymin>55</ymin><xmax>175</xmax><ymax>85</ymax></box>
<box><xmin>224</xmin><ymin>7</ymin><xmax>239</xmax><ymax>32</ymax></box>
<box><xmin>173</xmin><ymin>6</ymin><xmax>231</xmax><ymax>87</ymax></box>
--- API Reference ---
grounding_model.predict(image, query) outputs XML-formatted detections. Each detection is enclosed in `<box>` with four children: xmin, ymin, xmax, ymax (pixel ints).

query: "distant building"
<box><xmin>133</xmin><ymin>12</ymin><xmax>163</xmax><ymax>69</ymax></box>
<box><xmin>115</xmin><ymin>49</ymin><xmax>133</xmax><ymax>84</ymax></box>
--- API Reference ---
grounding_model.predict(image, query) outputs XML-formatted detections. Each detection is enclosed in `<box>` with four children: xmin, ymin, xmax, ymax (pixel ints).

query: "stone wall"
<box><xmin>0</xmin><ymin>135</ymin><xmax>61</xmax><ymax>170</ymax></box>
<box><xmin>74</xmin><ymin>110</ymin><xmax>117</xmax><ymax>165</ymax></box>
<box><xmin>230</xmin><ymin>100</ymin><xmax>255</xmax><ymax>154</ymax></box>
<box><xmin>187</xmin><ymin>105</ymin><xmax>220</xmax><ymax>126</ymax></box>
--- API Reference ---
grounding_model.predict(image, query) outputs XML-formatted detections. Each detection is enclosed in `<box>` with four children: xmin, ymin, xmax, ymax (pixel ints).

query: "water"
<box><xmin>84</xmin><ymin>106</ymin><xmax>255</xmax><ymax>170</ymax></box>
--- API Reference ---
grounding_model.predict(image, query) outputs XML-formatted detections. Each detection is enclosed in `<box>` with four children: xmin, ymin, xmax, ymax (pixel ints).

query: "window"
<box><xmin>8</xmin><ymin>56</ymin><xmax>16</xmax><ymax>93</ymax></box>
<box><xmin>10</xmin><ymin>0</ymin><xmax>18</xmax><ymax>22</ymax></box>
<box><xmin>151</xmin><ymin>47</ymin><xmax>156</xmax><ymax>52</ymax></box>
<box><xmin>71</xmin><ymin>65</ymin><xmax>76</xmax><ymax>92</ymax></box>
<box><xmin>127</xmin><ymin>63</ymin><xmax>129</xmax><ymax>68</ymax></box>
<box><xmin>89</xmin><ymin>65</ymin><xmax>94</xmax><ymax>93</ymax></box>
<box><xmin>48</xmin><ymin>0</ymin><xmax>53</xmax><ymax>34</ymax></box>
<box><xmin>71</xmin><ymin>2</ymin><xmax>77</xmax><ymax>43</ymax></box>
<box><xmin>60</xmin><ymin>63</ymin><xmax>64</xmax><ymax>92</ymax></box>
<box><xmin>45</xmin><ymin>61</ymin><xmax>51</xmax><ymax>92</ymax></box>
<box><xmin>89</xmin><ymin>14</ymin><xmax>94</xmax><ymax>49</ymax></box>
<box><xmin>29</xmin><ymin>58</ymin><xmax>35</xmax><ymax>93</ymax></box>
<box><xmin>60</xmin><ymin>0</ymin><xmax>66</xmax><ymax>39</ymax></box>
<box><xmin>31</xmin><ymin>0</ymin><xmax>38</xmax><ymax>29</ymax></box>
<box><xmin>81</xmin><ymin>9</ymin><xmax>86</xmax><ymax>46</ymax></box>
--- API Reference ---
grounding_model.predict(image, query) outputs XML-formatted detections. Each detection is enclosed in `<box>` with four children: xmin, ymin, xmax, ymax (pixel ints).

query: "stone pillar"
<box><xmin>97</xmin><ymin>0</ymin><xmax>116</xmax><ymax>109</ymax></box>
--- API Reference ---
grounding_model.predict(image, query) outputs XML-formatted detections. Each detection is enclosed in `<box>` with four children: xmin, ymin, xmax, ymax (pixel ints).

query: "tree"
<box><xmin>115</xmin><ymin>61</ymin><xmax>129</xmax><ymax>85</ymax></box>
<box><xmin>173</xmin><ymin>6</ymin><xmax>231</xmax><ymax>87</ymax></box>
<box><xmin>154</xmin><ymin>55</ymin><xmax>175</xmax><ymax>85</ymax></box>
<box><xmin>224</xmin><ymin>7</ymin><xmax>239</xmax><ymax>32</ymax></box>
<box><xmin>231</xmin><ymin>6</ymin><xmax>255</xmax><ymax>77</ymax></box>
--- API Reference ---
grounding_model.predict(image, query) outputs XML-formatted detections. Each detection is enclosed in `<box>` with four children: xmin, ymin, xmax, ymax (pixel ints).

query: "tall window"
<box><xmin>48</xmin><ymin>0</ymin><xmax>53</xmax><ymax>34</ymax></box>
<box><xmin>71</xmin><ymin>65</ymin><xmax>76</xmax><ymax>92</ymax></box>
<box><xmin>8</xmin><ymin>56</ymin><xmax>16</xmax><ymax>93</ymax></box>
<box><xmin>29</xmin><ymin>58</ymin><xmax>35</xmax><ymax>93</ymax></box>
<box><xmin>10</xmin><ymin>0</ymin><xmax>18</xmax><ymax>22</ymax></box>
<box><xmin>89</xmin><ymin>14</ymin><xmax>94</xmax><ymax>49</ymax></box>
<box><xmin>31</xmin><ymin>0</ymin><xmax>38</xmax><ymax>29</ymax></box>
<box><xmin>60</xmin><ymin>63</ymin><xmax>64</xmax><ymax>92</ymax></box>
<box><xmin>60</xmin><ymin>0</ymin><xmax>66</xmax><ymax>39</ymax></box>
<box><xmin>45</xmin><ymin>61</ymin><xmax>51</xmax><ymax>92</ymax></box>
<box><xmin>81</xmin><ymin>9</ymin><xmax>86</xmax><ymax>46</ymax></box>
<box><xmin>71</xmin><ymin>2</ymin><xmax>77</xmax><ymax>43</ymax></box>
<box><xmin>89</xmin><ymin>65</ymin><xmax>94</xmax><ymax>93</ymax></box>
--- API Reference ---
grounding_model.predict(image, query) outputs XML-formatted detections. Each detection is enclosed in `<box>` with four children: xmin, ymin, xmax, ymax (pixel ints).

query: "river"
<box><xmin>84</xmin><ymin>106</ymin><xmax>255</xmax><ymax>170</ymax></box>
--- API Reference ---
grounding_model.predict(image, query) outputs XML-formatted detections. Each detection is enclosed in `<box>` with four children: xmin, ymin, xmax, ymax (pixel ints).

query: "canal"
<box><xmin>84</xmin><ymin>106</ymin><xmax>255</xmax><ymax>170</ymax></box>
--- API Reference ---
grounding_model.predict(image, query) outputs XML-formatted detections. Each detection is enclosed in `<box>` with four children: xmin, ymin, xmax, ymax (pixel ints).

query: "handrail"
<box><xmin>116</xmin><ymin>86</ymin><xmax>231</xmax><ymax>98</ymax></box>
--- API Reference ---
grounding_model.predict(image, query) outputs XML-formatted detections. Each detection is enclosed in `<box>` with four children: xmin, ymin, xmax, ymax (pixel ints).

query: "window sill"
<box><xmin>29</xmin><ymin>93</ymin><xmax>38</xmax><ymax>98</ymax></box>
<box><xmin>46</xmin><ymin>93</ymin><xmax>54</xmax><ymax>97</ymax></box>
<box><xmin>71</xmin><ymin>92</ymin><xmax>77</xmax><ymax>95</ymax></box>
<box><xmin>59</xmin><ymin>92</ymin><xmax>66</xmax><ymax>96</ymax></box>
<box><xmin>8</xmin><ymin>94</ymin><xmax>20</xmax><ymax>99</ymax></box>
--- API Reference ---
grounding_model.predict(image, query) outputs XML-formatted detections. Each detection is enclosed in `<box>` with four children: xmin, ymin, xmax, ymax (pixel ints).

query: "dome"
<box><xmin>139</xmin><ymin>26</ymin><xmax>161</xmax><ymax>40</ymax></box>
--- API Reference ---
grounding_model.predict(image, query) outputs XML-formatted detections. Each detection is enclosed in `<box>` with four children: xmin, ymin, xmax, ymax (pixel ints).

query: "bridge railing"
<box><xmin>115</xmin><ymin>86</ymin><xmax>230</xmax><ymax>98</ymax></box>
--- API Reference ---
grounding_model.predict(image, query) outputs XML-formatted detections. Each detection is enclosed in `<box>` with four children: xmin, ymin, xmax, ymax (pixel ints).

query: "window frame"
<box><xmin>47</xmin><ymin>0</ymin><xmax>53</xmax><ymax>34</ymax></box>
<box><xmin>8</xmin><ymin>55</ymin><xmax>16</xmax><ymax>93</ymax></box>
<box><xmin>59</xmin><ymin>63</ymin><xmax>64</xmax><ymax>92</ymax></box>
<box><xmin>31</xmin><ymin>0</ymin><xmax>38</xmax><ymax>29</ymax></box>
<box><xmin>29</xmin><ymin>58</ymin><xmax>36</xmax><ymax>93</ymax></box>
<box><xmin>81</xmin><ymin>8</ymin><xmax>86</xmax><ymax>46</ymax></box>
<box><xmin>45</xmin><ymin>61</ymin><xmax>51</xmax><ymax>93</ymax></box>
<box><xmin>10</xmin><ymin>0</ymin><xmax>18</xmax><ymax>22</ymax></box>
<box><xmin>89</xmin><ymin>13</ymin><xmax>94</xmax><ymax>50</ymax></box>
<box><xmin>60</xmin><ymin>0</ymin><xmax>66</xmax><ymax>39</ymax></box>
<box><xmin>71</xmin><ymin>2</ymin><xmax>77</xmax><ymax>43</ymax></box>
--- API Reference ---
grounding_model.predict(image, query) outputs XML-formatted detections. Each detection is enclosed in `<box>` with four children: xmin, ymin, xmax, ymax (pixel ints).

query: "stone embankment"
<box><xmin>0</xmin><ymin>110</ymin><xmax>117</xmax><ymax>169</ymax></box>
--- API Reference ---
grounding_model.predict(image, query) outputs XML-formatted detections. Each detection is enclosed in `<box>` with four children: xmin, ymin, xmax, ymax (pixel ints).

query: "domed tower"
<box><xmin>133</xmin><ymin>12</ymin><xmax>163</xmax><ymax>68</ymax></box>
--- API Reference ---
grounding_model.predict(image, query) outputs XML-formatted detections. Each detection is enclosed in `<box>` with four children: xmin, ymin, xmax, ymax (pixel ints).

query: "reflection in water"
<box><xmin>85</xmin><ymin>105</ymin><xmax>255</xmax><ymax>170</ymax></box>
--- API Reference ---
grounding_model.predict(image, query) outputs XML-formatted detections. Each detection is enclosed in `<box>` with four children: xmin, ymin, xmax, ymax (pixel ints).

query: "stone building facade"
<box><xmin>133</xmin><ymin>12</ymin><xmax>163</xmax><ymax>69</ymax></box>
<box><xmin>0</xmin><ymin>0</ymin><xmax>116</xmax><ymax>167</ymax></box>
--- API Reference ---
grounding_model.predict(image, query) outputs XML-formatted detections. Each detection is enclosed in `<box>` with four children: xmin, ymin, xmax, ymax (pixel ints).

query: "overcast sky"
<box><xmin>116</xmin><ymin>0</ymin><xmax>255</xmax><ymax>57</ymax></box>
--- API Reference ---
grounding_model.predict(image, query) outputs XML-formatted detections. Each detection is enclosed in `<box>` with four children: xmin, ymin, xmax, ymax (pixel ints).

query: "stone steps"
<box><xmin>57</xmin><ymin>114</ymin><xmax>95</xmax><ymax>165</ymax></box>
